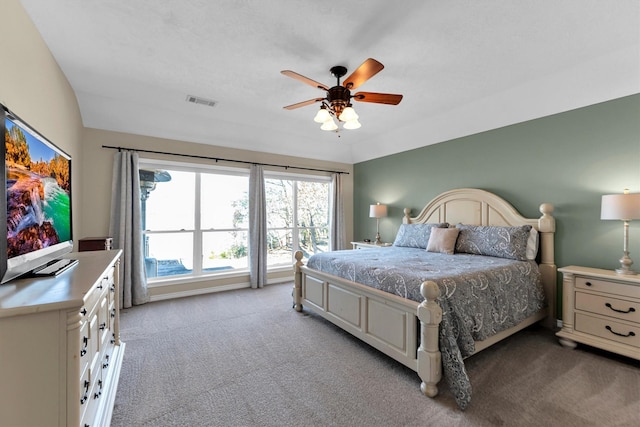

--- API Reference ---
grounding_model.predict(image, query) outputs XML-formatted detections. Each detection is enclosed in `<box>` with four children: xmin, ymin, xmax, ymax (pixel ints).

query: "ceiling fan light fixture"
<box><xmin>282</xmin><ymin>58</ymin><xmax>403</xmax><ymax>133</ymax></box>
<box><xmin>320</xmin><ymin>118</ymin><xmax>338</xmax><ymax>131</ymax></box>
<box><xmin>313</xmin><ymin>106</ymin><xmax>332</xmax><ymax>123</ymax></box>
<box><xmin>338</xmin><ymin>105</ymin><xmax>358</xmax><ymax>122</ymax></box>
<box><xmin>343</xmin><ymin>119</ymin><xmax>361</xmax><ymax>130</ymax></box>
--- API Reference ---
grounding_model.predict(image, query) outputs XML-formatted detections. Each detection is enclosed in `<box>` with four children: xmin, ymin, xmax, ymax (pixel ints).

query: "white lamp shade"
<box><xmin>601</xmin><ymin>193</ymin><xmax>640</xmax><ymax>220</ymax></box>
<box><xmin>343</xmin><ymin>119</ymin><xmax>361</xmax><ymax>130</ymax></box>
<box><xmin>369</xmin><ymin>203</ymin><xmax>387</xmax><ymax>218</ymax></box>
<box><xmin>338</xmin><ymin>106</ymin><xmax>358</xmax><ymax>122</ymax></box>
<box><xmin>320</xmin><ymin>119</ymin><xmax>338</xmax><ymax>131</ymax></box>
<box><xmin>313</xmin><ymin>108</ymin><xmax>332</xmax><ymax>123</ymax></box>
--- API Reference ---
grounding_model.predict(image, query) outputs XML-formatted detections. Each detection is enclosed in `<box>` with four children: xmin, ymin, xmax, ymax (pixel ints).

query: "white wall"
<box><xmin>0</xmin><ymin>0</ymin><xmax>84</xmax><ymax>240</ymax></box>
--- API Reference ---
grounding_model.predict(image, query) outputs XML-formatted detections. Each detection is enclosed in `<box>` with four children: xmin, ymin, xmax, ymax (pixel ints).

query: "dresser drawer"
<box><xmin>575</xmin><ymin>313</ymin><xmax>640</xmax><ymax>349</ymax></box>
<box><xmin>575</xmin><ymin>292</ymin><xmax>640</xmax><ymax>324</ymax></box>
<box><xmin>575</xmin><ymin>276</ymin><xmax>640</xmax><ymax>299</ymax></box>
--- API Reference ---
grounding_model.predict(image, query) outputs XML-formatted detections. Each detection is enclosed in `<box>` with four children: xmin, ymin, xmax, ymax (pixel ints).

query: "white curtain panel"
<box><xmin>249</xmin><ymin>164</ymin><xmax>267</xmax><ymax>288</ymax></box>
<box><xmin>330</xmin><ymin>173</ymin><xmax>346</xmax><ymax>251</ymax></box>
<box><xmin>108</xmin><ymin>151</ymin><xmax>148</xmax><ymax>307</ymax></box>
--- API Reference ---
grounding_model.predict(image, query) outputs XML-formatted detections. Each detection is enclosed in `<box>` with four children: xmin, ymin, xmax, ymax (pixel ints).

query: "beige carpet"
<box><xmin>111</xmin><ymin>282</ymin><xmax>639</xmax><ymax>426</ymax></box>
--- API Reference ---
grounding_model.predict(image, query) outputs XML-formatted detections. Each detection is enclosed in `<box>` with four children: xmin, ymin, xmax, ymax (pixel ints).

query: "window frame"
<box><xmin>264</xmin><ymin>171</ymin><xmax>332</xmax><ymax>267</ymax></box>
<box><xmin>138</xmin><ymin>158</ymin><xmax>333</xmax><ymax>284</ymax></box>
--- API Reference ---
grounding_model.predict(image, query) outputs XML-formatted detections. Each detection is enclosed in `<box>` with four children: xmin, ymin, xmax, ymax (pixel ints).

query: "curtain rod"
<box><xmin>101</xmin><ymin>145</ymin><xmax>349</xmax><ymax>175</ymax></box>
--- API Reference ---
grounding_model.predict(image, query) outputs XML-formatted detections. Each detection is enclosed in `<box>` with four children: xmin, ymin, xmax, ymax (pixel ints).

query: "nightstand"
<box><xmin>351</xmin><ymin>241</ymin><xmax>392</xmax><ymax>249</ymax></box>
<box><xmin>556</xmin><ymin>266</ymin><xmax>640</xmax><ymax>360</ymax></box>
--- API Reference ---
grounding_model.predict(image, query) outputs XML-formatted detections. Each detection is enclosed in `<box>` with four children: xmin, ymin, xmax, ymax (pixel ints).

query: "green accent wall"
<box><xmin>354</xmin><ymin>94</ymin><xmax>640</xmax><ymax>314</ymax></box>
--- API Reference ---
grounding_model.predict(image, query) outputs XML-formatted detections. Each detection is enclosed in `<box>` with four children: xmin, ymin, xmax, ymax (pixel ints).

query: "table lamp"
<box><xmin>601</xmin><ymin>189</ymin><xmax>640</xmax><ymax>274</ymax></box>
<box><xmin>369</xmin><ymin>203</ymin><xmax>388</xmax><ymax>244</ymax></box>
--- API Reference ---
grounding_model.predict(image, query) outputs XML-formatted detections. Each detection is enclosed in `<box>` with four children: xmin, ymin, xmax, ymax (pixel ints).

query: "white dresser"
<box><xmin>0</xmin><ymin>250</ymin><xmax>124</xmax><ymax>427</ymax></box>
<box><xmin>556</xmin><ymin>265</ymin><xmax>640</xmax><ymax>360</ymax></box>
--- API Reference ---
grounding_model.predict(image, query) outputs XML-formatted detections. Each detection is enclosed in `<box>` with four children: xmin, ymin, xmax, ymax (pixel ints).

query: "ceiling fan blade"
<box><xmin>281</xmin><ymin>70</ymin><xmax>329</xmax><ymax>91</ymax></box>
<box><xmin>342</xmin><ymin>58</ymin><xmax>384</xmax><ymax>90</ymax></box>
<box><xmin>283</xmin><ymin>98</ymin><xmax>325</xmax><ymax>110</ymax></box>
<box><xmin>353</xmin><ymin>92</ymin><xmax>403</xmax><ymax>105</ymax></box>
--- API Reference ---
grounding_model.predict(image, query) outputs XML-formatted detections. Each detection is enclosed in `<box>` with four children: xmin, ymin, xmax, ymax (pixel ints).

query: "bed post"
<box><xmin>417</xmin><ymin>281</ymin><xmax>442</xmax><ymax>397</ymax></box>
<box><xmin>293</xmin><ymin>251</ymin><xmax>303</xmax><ymax>312</ymax></box>
<box><xmin>537</xmin><ymin>203</ymin><xmax>557</xmax><ymax>329</ymax></box>
<box><xmin>403</xmin><ymin>208</ymin><xmax>412</xmax><ymax>224</ymax></box>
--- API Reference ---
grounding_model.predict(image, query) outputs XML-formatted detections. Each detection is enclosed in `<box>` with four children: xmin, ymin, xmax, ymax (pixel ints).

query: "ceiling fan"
<box><xmin>281</xmin><ymin>58</ymin><xmax>403</xmax><ymax>131</ymax></box>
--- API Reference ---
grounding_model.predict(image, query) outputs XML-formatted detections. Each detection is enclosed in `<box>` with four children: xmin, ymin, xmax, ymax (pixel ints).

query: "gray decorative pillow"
<box><xmin>393</xmin><ymin>223</ymin><xmax>449</xmax><ymax>249</ymax></box>
<box><xmin>454</xmin><ymin>224</ymin><xmax>532</xmax><ymax>261</ymax></box>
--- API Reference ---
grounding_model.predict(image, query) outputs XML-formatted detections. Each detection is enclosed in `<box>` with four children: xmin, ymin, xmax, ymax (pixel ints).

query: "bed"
<box><xmin>292</xmin><ymin>188</ymin><xmax>556</xmax><ymax>409</ymax></box>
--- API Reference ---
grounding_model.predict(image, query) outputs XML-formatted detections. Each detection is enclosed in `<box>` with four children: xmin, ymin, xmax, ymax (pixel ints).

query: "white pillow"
<box><xmin>426</xmin><ymin>227</ymin><xmax>460</xmax><ymax>255</ymax></box>
<box><xmin>526</xmin><ymin>227</ymin><xmax>538</xmax><ymax>260</ymax></box>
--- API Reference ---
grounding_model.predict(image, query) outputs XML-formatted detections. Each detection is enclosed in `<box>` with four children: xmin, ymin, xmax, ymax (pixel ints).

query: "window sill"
<box><xmin>147</xmin><ymin>264</ymin><xmax>293</xmax><ymax>288</ymax></box>
<box><xmin>148</xmin><ymin>268</ymin><xmax>250</xmax><ymax>287</ymax></box>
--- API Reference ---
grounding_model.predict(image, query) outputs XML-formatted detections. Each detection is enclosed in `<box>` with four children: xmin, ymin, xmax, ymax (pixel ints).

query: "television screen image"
<box><xmin>2</xmin><ymin>105</ymin><xmax>73</xmax><ymax>283</ymax></box>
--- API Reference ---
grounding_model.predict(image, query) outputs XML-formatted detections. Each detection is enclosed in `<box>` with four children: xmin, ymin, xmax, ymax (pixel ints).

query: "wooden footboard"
<box><xmin>293</xmin><ymin>251</ymin><xmax>444</xmax><ymax>396</ymax></box>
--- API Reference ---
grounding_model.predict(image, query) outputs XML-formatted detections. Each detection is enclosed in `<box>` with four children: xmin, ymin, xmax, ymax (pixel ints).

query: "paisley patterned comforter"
<box><xmin>306</xmin><ymin>246</ymin><xmax>546</xmax><ymax>409</ymax></box>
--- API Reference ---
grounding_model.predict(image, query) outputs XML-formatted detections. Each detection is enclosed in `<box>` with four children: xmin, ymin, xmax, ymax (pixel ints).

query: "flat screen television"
<box><xmin>1</xmin><ymin>104</ymin><xmax>73</xmax><ymax>284</ymax></box>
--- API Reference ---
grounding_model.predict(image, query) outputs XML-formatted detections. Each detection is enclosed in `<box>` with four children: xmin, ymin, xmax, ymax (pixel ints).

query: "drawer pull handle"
<box><xmin>80</xmin><ymin>380</ymin><xmax>90</xmax><ymax>404</ymax></box>
<box><xmin>80</xmin><ymin>308</ymin><xmax>87</xmax><ymax>316</ymax></box>
<box><xmin>99</xmin><ymin>322</ymin><xmax>107</xmax><ymax>331</ymax></box>
<box><xmin>94</xmin><ymin>380</ymin><xmax>103</xmax><ymax>399</ymax></box>
<box><xmin>605</xmin><ymin>325</ymin><xmax>636</xmax><ymax>338</ymax></box>
<box><xmin>605</xmin><ymin>303</ymin><xmax>636</xmax><ymax>314</ymax></box>
<box><xmin>80</xmin><ymin>336</ymin><xmax>88</xmax><ymax>357</ymax></box>
<box><xmin>585</xmin><ymin>281</ymin><xmax>592</xmax><ymax>286</ymax></box>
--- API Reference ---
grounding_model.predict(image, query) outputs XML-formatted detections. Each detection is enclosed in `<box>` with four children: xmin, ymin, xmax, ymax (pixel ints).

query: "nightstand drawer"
<box><xmin>576</xmin><ymin>292</ymin><xmax>640</xmax><ymax>324</ymax></box>
<box><xmin>575</xmin><ymin>276</ymin><xmax>640</xmax><ymax>299</ymax></box>
<box><xmin>575</xmin><ymin>313</ymin><xmax>640</xmax><ymax>348</ymax></box>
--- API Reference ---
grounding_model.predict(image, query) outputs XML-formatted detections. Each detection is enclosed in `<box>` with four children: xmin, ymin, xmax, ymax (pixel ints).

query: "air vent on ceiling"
<box><xmin>186</xmin><ymin>95</ymin><xmax>216</xmax><ymax>107</ymax></box>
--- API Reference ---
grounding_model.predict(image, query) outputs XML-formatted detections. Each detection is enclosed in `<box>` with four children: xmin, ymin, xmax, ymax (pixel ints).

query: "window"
<box><xmin>265</xmin><ymin>174</ymin><xmax>331</xmax><ymax>266</ymax></box>
<box><xmin>140</xmin><ymin>161</ymin><xmax>249</xmax><ymax>280</ymax></box>
<box><xmin>140</xmin><ymin>160</ymin><xmax>332</xmax><ymax>281</ymax></box>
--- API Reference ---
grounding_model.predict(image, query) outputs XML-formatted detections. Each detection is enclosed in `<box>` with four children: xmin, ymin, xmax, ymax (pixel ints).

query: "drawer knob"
<box><xmin>585</xmin><ymin>281</ymin><xmax>592</xmax><ymax>286</ymax></box>
<box><xmin>605</xmin><ymin>302</ymin><xmax>636</xmax><ymax>314</ymax></box>
<box><xmin>605</xmin><ymin>325</ymin><xmax>636</xmax><ymax>338</ymax></box>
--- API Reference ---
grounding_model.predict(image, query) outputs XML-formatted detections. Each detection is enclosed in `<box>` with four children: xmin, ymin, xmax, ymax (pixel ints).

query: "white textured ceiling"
<box><xmin>19</xmin><ymin>0</ymin><xmax>640</xmax><ymax>164</ymax></box>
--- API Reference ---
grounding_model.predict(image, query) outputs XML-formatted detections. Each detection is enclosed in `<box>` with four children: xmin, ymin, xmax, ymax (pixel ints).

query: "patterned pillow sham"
<box><xmin>454</xmin><ymin>224</ymin><xmax>532</xmax><ymax>261</ymax></box>
<box><xmin>393</xmin><ymin>223</ymin><xmax>449</xmax><ymax>249</ymax></box>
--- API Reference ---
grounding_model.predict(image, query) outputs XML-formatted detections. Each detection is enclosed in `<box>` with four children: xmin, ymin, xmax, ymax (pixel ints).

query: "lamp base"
<box><xmin>616</xmin><ymin>251</ymin><xmax>636</xmax><ymax>275</ymax></box>
<box><xmin>374</xmin><ymin>232</ymin><xmax>382</xmax><ymax>245</ymax></box>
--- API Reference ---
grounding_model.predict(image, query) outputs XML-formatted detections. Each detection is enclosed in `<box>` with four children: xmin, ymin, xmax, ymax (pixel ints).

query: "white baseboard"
<box><xmin>149</xmin><ymin>278</ymin><xmax>290</xmax><ymax>302</ymax></box>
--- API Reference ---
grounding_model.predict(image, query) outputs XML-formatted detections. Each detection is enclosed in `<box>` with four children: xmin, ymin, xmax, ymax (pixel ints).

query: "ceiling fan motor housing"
<box><xmin>327</xmin><ymin>85</ymin><xmax>351</xmax><ymax>119</ymax></box>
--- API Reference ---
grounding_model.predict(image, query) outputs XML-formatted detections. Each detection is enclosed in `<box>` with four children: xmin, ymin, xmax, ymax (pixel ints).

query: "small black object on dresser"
<box><xmin>78</xmin><ymin>236</ymin><xmax>113</xmax><ymax>252</ymax></box>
